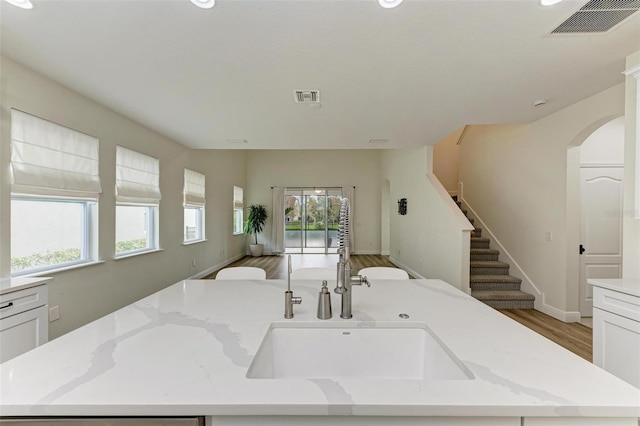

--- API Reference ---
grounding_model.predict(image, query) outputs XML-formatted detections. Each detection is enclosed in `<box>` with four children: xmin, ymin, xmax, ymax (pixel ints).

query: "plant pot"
<box><xmin>249</xmin><ymin>244</ymin><xmax>264</xmax><ymax>257</ymax></box>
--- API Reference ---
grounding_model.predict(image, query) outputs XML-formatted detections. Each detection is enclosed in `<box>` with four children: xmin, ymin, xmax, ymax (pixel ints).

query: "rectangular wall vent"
<box><xmin>294</xmin><ymin>90</ymin><xmax>320</xmax><ymax>103</ymax></box>
<box><xmin>550</xmin><ymin>0</ymin><xmax>640</xmax><ymax>34</ymax></box>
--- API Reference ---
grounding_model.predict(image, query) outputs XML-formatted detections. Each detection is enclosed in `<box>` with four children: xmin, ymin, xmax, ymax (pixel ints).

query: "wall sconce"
<box><xmin>398</xmin><ymin>198</ymin><xmax>407</xmax><ymax>215</ymax></box>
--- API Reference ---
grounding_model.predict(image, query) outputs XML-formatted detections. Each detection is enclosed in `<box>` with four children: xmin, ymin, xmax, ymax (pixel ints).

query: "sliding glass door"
<box><xmin>285</xmin><ymin>188</ymin><xmax>342</xmax><ymax>254</ymax></box>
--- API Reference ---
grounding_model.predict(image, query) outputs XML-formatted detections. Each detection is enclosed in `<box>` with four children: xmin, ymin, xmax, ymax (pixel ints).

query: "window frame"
<box><xmin>114</xmin><ymin>146</ymin><xmax>161</xmax><ymax>258</ymax></box>
<box><xmin>183</xmin><ymin>168</ymin><xmax>206</xmax><ymax>244</ymax></box>
<box><xmin>183</xmin><ymin>205</ymin><xmax>204</xmax><ymax>243</ymax></box>
<box><xmin>10</xmin><ymin>196</ymin><xmax>98</xmax><ymax>276</ymax></box>
<box><xmin>115</xmin><ymin>203</ymin><xmax>159</xmax><ymax>258</ymax></box>
<box><xmin>9</xmin><ymin>109</ymin><xmax>102</xmax><ymax>277</ymax></box>
<box><xmin>233</xmin><ymin>186</ymin><xmax>244</xmax><ymax>235</ymax></box>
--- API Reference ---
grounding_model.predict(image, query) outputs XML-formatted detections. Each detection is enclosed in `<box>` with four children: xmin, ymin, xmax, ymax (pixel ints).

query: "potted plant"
<box><xmin>244</xmin><ymin>203</ymin><xmax>268</xmax><ymax>257</ymax></box>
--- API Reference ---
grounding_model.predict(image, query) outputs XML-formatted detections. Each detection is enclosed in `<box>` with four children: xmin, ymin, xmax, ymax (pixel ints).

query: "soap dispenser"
<box><xmin>317</xmin><ymin>280</ymin><xmax>332</xmax><ymax>320</ymax></box>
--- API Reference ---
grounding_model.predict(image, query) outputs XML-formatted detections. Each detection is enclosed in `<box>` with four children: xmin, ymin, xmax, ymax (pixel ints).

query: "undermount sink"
<box><xmin>246</xmin><ymin>322</ymin><xmax>474</xmax><ymax>380</ymax></box>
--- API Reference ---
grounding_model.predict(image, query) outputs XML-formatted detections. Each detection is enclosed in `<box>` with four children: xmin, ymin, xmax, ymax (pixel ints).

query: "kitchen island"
<box><xmin>589</xmin><ymin>278</ymin><xmax>640</xmax><ymax>389</ymax></box>
<box><xmin>1</xmin><ymin>278</ymin><xmax>639</xmax><ymax>425</ymax></box>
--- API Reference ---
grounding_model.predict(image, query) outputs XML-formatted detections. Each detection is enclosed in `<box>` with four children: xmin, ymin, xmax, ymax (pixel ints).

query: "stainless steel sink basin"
<box><xmin>246</xmin><ymin>322</ymin><xmax>474</xmax><ymax>380</ymax></box>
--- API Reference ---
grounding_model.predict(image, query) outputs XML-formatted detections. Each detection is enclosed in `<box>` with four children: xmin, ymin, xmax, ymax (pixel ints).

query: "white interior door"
<box><xmin>579</xmin><ymin>167</ymin><xmax>624</xmax><ymax>317</ymax></box>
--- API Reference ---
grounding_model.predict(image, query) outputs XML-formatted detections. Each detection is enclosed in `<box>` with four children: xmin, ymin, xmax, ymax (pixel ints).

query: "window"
<box><xmin>10</xmin><ymin>109</ymin><xmax>102</xmax><ymax>275</ymax></box>
<box><xmin>184</xmin><ymin>168</ymin><xmax>205</xmax><ymax>243</ymax></box>
<box><xmin>115</xmin><ymin>146</ymin><xmax>160</xmax><ymax>256</ymax></box>
<box><xmin>233</xmin><ymin>186</ymin><xmax>244</xmax><ymax>235</ymax></box>
<box><xmin>115</xmin><ymin>205</ymin><xmax>155</xmax><ymax>254</ymax></box>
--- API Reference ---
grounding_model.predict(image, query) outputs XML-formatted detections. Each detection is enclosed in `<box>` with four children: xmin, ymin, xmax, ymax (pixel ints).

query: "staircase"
<box><xmin>454</xmin><ymin>197</ymin><xmax>535</xmax><ymax>310</ymax></box>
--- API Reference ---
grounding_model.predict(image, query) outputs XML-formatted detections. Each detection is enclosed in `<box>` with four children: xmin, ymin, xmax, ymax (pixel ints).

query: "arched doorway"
<box><xmin>567</xmin><ymin>116</ymin><xmax>625</xmax><ymax>320</ymax></box>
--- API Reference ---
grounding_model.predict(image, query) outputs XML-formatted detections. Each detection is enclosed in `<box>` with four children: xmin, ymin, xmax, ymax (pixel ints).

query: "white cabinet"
<box><xmin>2</xmin><ymin>418</ymin><xmax>203</xmax><ymax>425</ymax></box>
<box><xmin>0</xmin><ymin>280</ymin><xmax>49</xmax><ymax>363</ymax></box>
<box><xmin>591</xmin><ymin>283</ymin><xmax>640</xmax><ymax>388</ymax></box>
<box><xmin>207</xmin><ymin>416</ymin><xmax>520</xmax><ymax>426</ymax></box>
<box><xmin>523</xmin><ymin>418</ymin><xmax>638</xmax><ymax>425</ymax></box>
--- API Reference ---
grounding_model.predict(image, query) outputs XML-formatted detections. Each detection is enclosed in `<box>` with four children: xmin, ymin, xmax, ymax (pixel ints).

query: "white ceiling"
<box><xmin>1</xmin><ymin>0</ymin><xmax>639</xmax><ymax>150</ymax></box>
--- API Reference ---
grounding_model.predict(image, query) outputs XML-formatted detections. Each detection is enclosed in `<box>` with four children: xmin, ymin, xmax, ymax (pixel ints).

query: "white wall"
<box><xmin>433</xmin><ymin>127</ymin><xmax>463</xmax><ymax>195</ymax></box>
<box><xmin>459</xmin><ymin>84</ymin><xmax>625</xmax><ymax>319</ymax></box>
<box><xmin>381</xmin><ymin>147</ymin><xmax>473</xmax><ymax>290</ymax></box>
<box><xmin>0</xmin><ymin>58</ymin><xmax>246</xmax><ymax>338</ymax></box>
<box><xmin>580</xmin><ymin>116</ymin><xmax>625</xmax><ymax>165</ymax></box>
<box><xmin>246</xmin><ymin>147</ymin><xmax>474</xmax><ymax>290</ymax></box>
<box><xmin>244</xmin><ymin>150</ymin><xmax>382</xmax><ymax>254</ymax></box>
<box><xmin>381</xmin><ymin>179</ymin><xmax>390</xmax><ymax>255</ymax></box>
<box><xmin>623</xmin><ymin>50</ymin><xmax>640</xmax><ymax>278</ymax></box>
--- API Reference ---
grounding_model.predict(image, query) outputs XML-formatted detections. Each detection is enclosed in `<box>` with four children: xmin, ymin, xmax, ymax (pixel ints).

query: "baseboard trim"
<box><xmin>353</xmin><ymin>250</ymin><xmax>380</xmax><ymax>255</ymax></box>
<box><xmin>380</xmin><ymin>250</ymin><xmax>390</xmax><ymax>256</ymax></box>
<box><xmin>539</xmin><ymin>296</ymin><xmax>581</xmax><ymax>322</ymax></box>
<box><xmin>388</xmin><ymin>257</ymin><xmax>425</xmax><ymax>280</ymax></box>
<box><xmin>190</xmin><ymin>253</ymin><xmax>246</xmax><ymax>279</ymax></box>
<box><xmin>245</xmin><ymin>250</ymin><xmax>284</xmax><ymax>256</ymax></box>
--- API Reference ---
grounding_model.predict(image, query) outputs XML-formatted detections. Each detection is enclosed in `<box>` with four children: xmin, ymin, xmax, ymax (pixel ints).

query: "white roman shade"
<box><xmin>184</xmin><ymin>168</ymin><xmax>205</xmax><ymax>207</ymax></box>
<box><xmin>10</xmin><ymin>109</ymin><xmax>102</xmax><ymax>199</ymax></box>
<box><xmin>115</xmin><ymin>145</ymin><xmax>161</xmax><ymax>204</ymax></box>
<box><xmin>233</xmin><ymin>186</ymin><xmax>244</xmax><ymax>209</ymax></box>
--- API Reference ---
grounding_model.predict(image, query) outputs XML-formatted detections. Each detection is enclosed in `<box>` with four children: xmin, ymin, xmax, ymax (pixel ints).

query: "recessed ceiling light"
<box><xmin>4</xmin><ymin>0</ymin><xmax>34</xmax><ymax>9</ymax></box>
<box><xmin>540</xmin><ymin>0</ymin><xmax>562</xmax><ymax>6</ymax></box>
<box><xmin>378</xmin><ymin>0</ymin><xmax>403</xmax><ymax>9</ymax></box>
<box><xmin>532</xmin><ymin>99</ymin><xmax>547</xmax><ymax>107</ymax></box>
<box><xmin>190</xmin><ymin>0</ymin><xmax>215</xmax><ymax>9</ymax></box>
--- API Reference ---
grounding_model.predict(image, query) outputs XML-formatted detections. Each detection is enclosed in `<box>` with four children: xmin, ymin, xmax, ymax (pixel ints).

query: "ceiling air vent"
<box><xmin>294</xmin><ymin>90</ymin><xmax>320</xmax><ymax>103</ymax></box>
<box><xmin>550</xmin><ymin>0</ymin><xmax>640</xmax><ymax>34</ymax></box>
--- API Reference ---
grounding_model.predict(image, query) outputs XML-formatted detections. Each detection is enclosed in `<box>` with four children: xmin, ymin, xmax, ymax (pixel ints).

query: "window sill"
<box><xmin>182</xmin><ymin>239</ymin><xmax>207</xmax><ymax>246</ymax></box>
<box><xmin>14</xmin><ymin>260</ymin><xmax>106</xmax><ymax>278</ymax></box>
<box><xmin>233</xmin><ymin>232</ymin><xmax>244</xmax><ymax>236</ymax></box>
<box><xmin>114</xmin><ymin>248</ymin><xmax>164</xmax><ymax>260</ymax></box>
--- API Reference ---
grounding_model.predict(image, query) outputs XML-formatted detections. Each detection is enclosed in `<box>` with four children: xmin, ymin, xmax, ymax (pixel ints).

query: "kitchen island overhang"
<box><xmin>1</xmin><ymin>278</ymin><xmax>638</xmax><ymax>422</ymax></box>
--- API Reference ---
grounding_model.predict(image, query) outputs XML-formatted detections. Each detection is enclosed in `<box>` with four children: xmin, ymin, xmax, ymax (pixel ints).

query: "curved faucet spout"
<box><xmin>334</xmin><ymin>198</ymin><xmax>370</xmax><ymax>318</ymax></box>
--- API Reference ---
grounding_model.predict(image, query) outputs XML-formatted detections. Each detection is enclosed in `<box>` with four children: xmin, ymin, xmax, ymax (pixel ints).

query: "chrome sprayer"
<box><xmin>334</xmin><ymin>198</ymin><xmax>370</xmax><ymax>318</ymax></box>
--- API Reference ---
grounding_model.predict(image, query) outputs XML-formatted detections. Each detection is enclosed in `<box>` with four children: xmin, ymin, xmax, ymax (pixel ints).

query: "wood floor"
<box><xmin>203</xmin><ymin>254</ymin><xmax>593</xmax><ymax>362</ymax></box>
<box><xmin>202</xmin><ymin>254</ymin><xmax>404</xmax><ymax>280</ymax></box>
<box><xmin>499</xmin><ymin>309</ymin><xmax>593</xmax><ymax>362</ymax></box>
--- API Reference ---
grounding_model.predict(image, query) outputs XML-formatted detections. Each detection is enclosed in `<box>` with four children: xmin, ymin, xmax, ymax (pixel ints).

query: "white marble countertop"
<box><xmin>589</xmin><ymin>278</ymin><xmax>640</xmax><ymax>298</ymax></box>
<box><xmin>0</xmin><ymin>276</ymin><xmax>51</xmax><ymax>295</ymax></box>
<box><xmin>1</xmin><ymin>278</ymin><xmax>639</xmax><ymax>419</ymax></box>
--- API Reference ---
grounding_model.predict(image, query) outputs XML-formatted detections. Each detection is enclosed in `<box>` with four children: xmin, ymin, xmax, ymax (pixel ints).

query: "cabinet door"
<box><xmin>593</xmin><ymin>307</ymin><xmax>640</xmax><ymax>388</ymax></box>
<box><xmin>524</xmin><ymin>418</ymin><xmax>637</xmax><ymax>425</ymax></box>
<box><xmin>0</xmin><ymin>284</ymin><xmax>48</xmax><ymax>320</ymax></box>
<box><xmin>208</xmin><ymin>416</ymin><xmax>520</xmax><ymax>426</ymax></box>
<box><xmin>593</xmin><ymin>286</ymin><xmax>640</xmax><ymax>321</ymax></box>
<box><xmin>0</xmin><ymin>305</ymin><xmax>48</xmax><ymax>363</ymax></box>
<box><xmin>1</xmin><ymin>418</ymin><xmax>203</xmax><ymax>425</ymax></box>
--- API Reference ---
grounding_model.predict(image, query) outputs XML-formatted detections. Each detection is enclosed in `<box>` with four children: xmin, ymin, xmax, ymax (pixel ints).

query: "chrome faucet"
<box><xmin>285</xmin><ymin>255</ymin><xmax>302</xmax><ymax>318</ymax></box>
<box><xmin>334</xmin><ymin>199</ymin><xmax>370</xmax><ymax>319</ymax></box>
